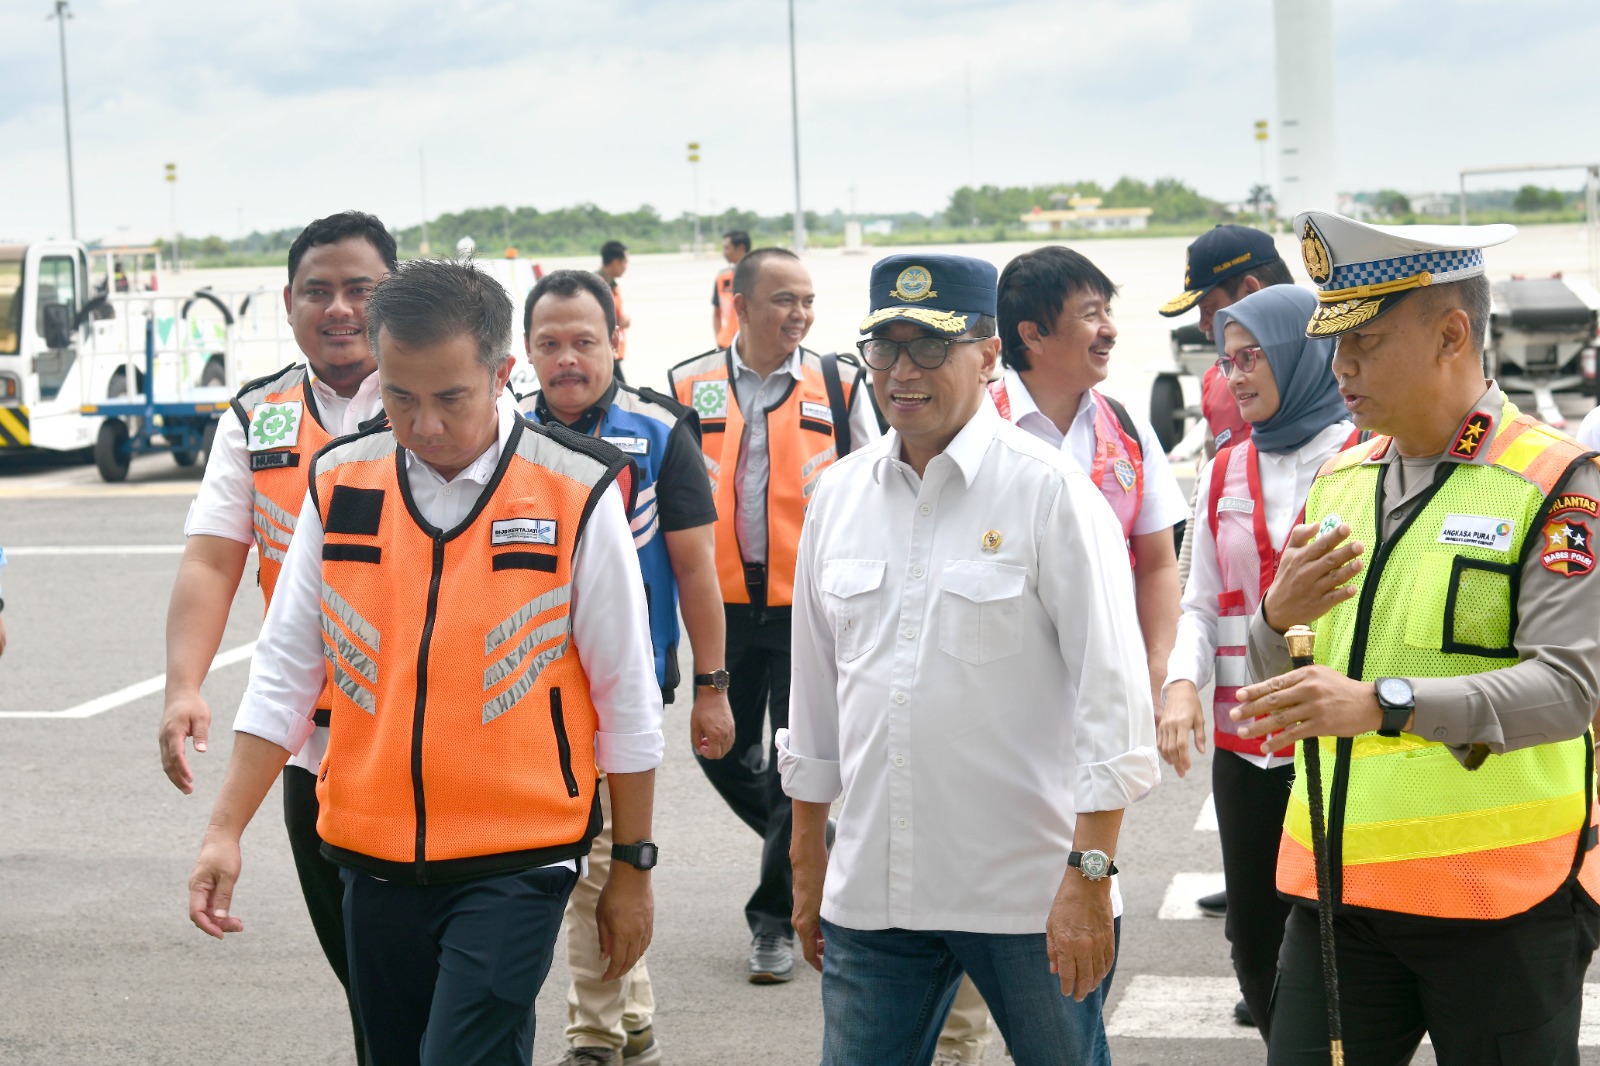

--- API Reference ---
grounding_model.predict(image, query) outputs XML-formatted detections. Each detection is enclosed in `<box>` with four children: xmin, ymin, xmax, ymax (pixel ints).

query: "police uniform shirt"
<box><xmin>777</xmin><ymin>395</ymin><xmax>1159</xmax><ymax>932</ymax></box>
<box><xmin>1247</xmin><ymin>385</ymin><xmax>1600</xmax><ymax>764</ymax></box>
<box><xmin>1166</xmin><ymin>420</ymin><xmax>1355</xmax><ymax>770</ymax></box>
<box><xmin>185</xmin><ymin>370</ymin><xmax>385</xmax><ymax>774</ymax></box>
<box><xmin>526</xmin><ymin>380</ymin><xmax>717</xmax><ymax>533</ymax></box>
<box><xmin>234</xmin><ymin>391</ymin><xmax>665</xmax><ymax>797</ymax></box>
<box><xmin>997</xmin><ymin>368</ymin><xmax>1190</xmax><ymax>536</ymax></box>
<box><xmin>728</xmin><ymin>343</ymin><xmax>881</xmax><ymax>566</ymax></box>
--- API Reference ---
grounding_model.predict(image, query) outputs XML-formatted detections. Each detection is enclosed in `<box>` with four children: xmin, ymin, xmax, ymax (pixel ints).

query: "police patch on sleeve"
<box><xmin>691</xmin><ymin>380</ymin><xmax>728</xmax><ymax>419</ymax></box>
<box><xmin>1550</xmin><ymin>493</ymin><xmax>1599</xmax><ymax>518</ymax></box>
<box><xmin>248</xmin><ymin>401</ymin><xmax>302</xmax><ymax>451</ymax></box>
<box><xmin>491</xmin><ymin>518</ymin><xmax>558</xmax><ymax>546</ymax></box>
<box><xmin>1540</xmin><ymin>517</ymin><xmax>1595</xmax><ymax>577</ymax></box>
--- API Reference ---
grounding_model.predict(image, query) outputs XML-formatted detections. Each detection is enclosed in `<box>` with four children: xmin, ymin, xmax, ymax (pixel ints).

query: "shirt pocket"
<box><xmin>937</xmin><ymin>560</ymin><xmax>1029</xmax><ymax>666</ymax></box>
<box><xmin>1404</xmin><ymin>551</ymin><xmax>1517</xmax><ymax>656</ymax></box>
<box><xmin>820</xmin><ymin>559</ymin><xmax>886</xmax><ymax>663</ymax></box>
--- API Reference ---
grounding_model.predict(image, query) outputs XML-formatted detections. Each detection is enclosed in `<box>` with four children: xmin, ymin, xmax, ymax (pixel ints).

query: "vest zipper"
<box><xmin>411</xmin><ymin>531</ymin><xmax>446</xmax><ymax>882</ymax></box>
<box><xmin>549</xmin><ymin>687</ymin><xmax>581</xmax><ymax>798</ymax></box>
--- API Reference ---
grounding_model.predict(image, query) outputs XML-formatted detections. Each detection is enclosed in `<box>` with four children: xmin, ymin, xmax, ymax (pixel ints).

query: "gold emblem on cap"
<box><xmin>981</xmin><ymin>530</ymin><xmax>1002</xmax><ymax>553</ymax></box>
<box><xmin>1301</xmin><ymin>221</ymin><xmax>1332</xmax><ymax>285</ymax></box>
<box><xmin>890</xmin><ymin>265</ymin><xmax>937</xmax><ymax>303</ymax></box>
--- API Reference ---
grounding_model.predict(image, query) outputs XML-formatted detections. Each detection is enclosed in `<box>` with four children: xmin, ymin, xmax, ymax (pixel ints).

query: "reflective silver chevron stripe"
<box><xmin>253</xmin><ymin>489</ymin><xmax>299</xmax><ymax>535</ymax></box>
<box><xmin>255</xmin><ymin>529</ymin><xmax>288</xmax><ymax>563</ymax></box>
<box><xmin>483</xmin><ymin>616</ymin><xmax>569</xmax><ymax>690</ymax></box>
<box><xmin>323</xmin><ymin>614</ymin><xmax>378</xmax><ymax>686</ymax></box>
<box><xmin>324</xmin><ymin>641</ymin><xmax>375</xmax><ymax>714</ymax></box>
<box><xmin>483</xmin><ymin>636</ymin><xmax>571</xmax><ymax>724</ymax></box>
<box><xmin>321</xmin><ymin>583</ymin><xmax>381</xmax><ymax>654</ymax></box>
<box><xmin>801</xmin><ymin>445</ymin><xmax>836</xmax><ymax>482</ymax></box>
<box><xmin>703</xmin><ymin>454</ymin><xmax>721</xmax><ymax>480</ymax></box>
<box><xmin>484</xmin><ymin>585</ymin><xmax>572</xmax><ymax>654</ymax></box>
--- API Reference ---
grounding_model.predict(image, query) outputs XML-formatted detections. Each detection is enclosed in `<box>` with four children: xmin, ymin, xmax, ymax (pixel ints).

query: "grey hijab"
<box><xmin>1214</xmin><ymin>286</ymin><xmax>1345</xmax><ymax>454</ymax></box>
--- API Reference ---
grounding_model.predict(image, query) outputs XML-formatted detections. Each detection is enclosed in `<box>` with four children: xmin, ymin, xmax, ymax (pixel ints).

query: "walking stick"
<box><xmin>1285</xmin><ymin>624</ymin><xmax>1343</xmax><ymax>1066</ymax></box>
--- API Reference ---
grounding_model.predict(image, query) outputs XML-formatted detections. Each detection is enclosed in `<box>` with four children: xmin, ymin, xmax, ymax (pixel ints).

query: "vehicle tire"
<box><xmin>108</xmin><ymin>367</ymin><xmax>146</xmax><ymax>439</ymax></box>
<box><xmin>94</xmin><ymin>418</ymin><xmax>131</xmax><ymax>482</ymax></box>
<box><xmin>1150</xmin><ymin>373</ymin><xmax>1186</xmax><ymax>453</ymax></box>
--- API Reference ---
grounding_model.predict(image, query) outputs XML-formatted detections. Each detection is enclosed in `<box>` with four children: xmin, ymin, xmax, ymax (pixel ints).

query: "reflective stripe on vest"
<box><xmin>311</xmin><ymin>418</ymin><xmax>626</xmax><ymax>883</ymax></box>
<box><xmin>1280</xmin><ymin>400</ymin><xmax>1600</xmax><ymax>919</ymax></box>
<box><xmin>670</xmin><ymin>348</ymin><xmax>850</xmax><ymax>607</ymax></box>
<box><xmin>1208</xmin><ymin>430</ymin><xmax>1362</xmax><ymax>755</ymax></box>
<box><xmin>988</xmin><ymin>380</ymin><xmax>1142</xmax><ymax>542</ymax></box>
<box><xmin>714</xmin><ymin>268</ymin><xmax>738</xmax><ymax>349</ymax></box>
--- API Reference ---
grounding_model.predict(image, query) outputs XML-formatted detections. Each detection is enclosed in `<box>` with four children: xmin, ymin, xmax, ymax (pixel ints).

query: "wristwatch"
<box><xmin>1067</xmin><ymin>849</ymin><xmax>1118</xmax><ymax>881</ymax></box>
<box><xmin>612</xmin><ymin>840</ymin><xmax>660</xmax><ymax>871</ymax></box>
<box><xmin>694</xmin><ymin>668</ymin><xmax>730</xmax><ymax>693</ymax></box>
<box><xmin>1374</xmin><ymin>677</ymin><xmax>1414</xmax><ymax>738</ymax></box>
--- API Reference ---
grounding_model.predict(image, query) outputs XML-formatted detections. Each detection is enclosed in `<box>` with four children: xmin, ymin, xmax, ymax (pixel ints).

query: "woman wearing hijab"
<box><xmin>1157</xmin><ymin>284</ymin><xmax>1359</xmax><ymax>1037</ymax></box>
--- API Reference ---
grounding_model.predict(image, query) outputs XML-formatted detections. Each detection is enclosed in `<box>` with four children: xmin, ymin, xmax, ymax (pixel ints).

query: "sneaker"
<box><xmin>1234</xmin><ymin>998</ymin><xmax>1256</xmax><ymax>1027</ymax></box>
<box><xmin>623</xmin><ymin>1025</ymin><xmax>663</xmax><ymax>1066</ymax></box>
<box><xmin>546</xmin><ymin>1048</ymin><xmax>620</xmax><ymax>1066</ymax></box>
<box><xmin>1196</xmin><ymin>890</ymin><xmax>1227</xmax><ymax>917</ymax></box>
<box><xmin>748</xmin><ymin>931</ymin><xmax>795</xmax><ymax>983</ymax></box>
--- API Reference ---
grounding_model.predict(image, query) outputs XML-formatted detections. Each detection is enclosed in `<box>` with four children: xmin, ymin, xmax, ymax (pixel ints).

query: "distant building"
<box><xmin>1336</xmin><ymin>195</ymin><xmax>1377</xmax><ymax>221</ymax></box>
<box><xmin>864</xmin><ymin>220</ymin><xmax>895</xmax><ymax>237</ymax></box>
<box><xmin>1410</xmin><ymin>192</ymin><xmax>1456</xmax><ymax>217</ymax></box>
<box><xmin>1020</xmin><ymin>197</ymin><xmax>1153</xmax><ymax>234</ymax></box>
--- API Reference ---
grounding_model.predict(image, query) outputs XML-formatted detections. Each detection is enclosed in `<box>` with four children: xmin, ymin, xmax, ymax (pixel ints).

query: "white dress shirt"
<box><xmin>234</xmin><ymin>393</ymin><xmax>665</xmax><ymax>857</ymax></box>
<box><xmin>778</xmin><ymin>396</ymin><xmax>1160</xmax><ymax>934</ymax></box>
<box><xmin>186</xmin><ymin>370</ymin><xmax>384</xmax><ymax>773</ymax></box>
<box><xmin>728</xmin><ymin>342</ymin><xmax>881</xmax><ymax>565</ymax></box>
<box><xmin>1000</xmin><ymin>369</ymin><xmax>1189</xmax><ymax>536</ymax></box>
<box><xmin>1576</xmin><ymin>405</ymin><xmax>1600</xmax><ymax>452</ymax></box>
<box><xmin>1163</xmin><ymin>420</ymin><xmax>1355</xmax><ymax>770</ymax></box>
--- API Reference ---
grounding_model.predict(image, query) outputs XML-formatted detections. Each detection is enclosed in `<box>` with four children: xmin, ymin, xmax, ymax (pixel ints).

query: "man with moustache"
<box><xmin>159</xmin><ymin>210</ymin><xmax>397</xmax><ymax>1063</ymax></box>
<box><xmin>519</xmin><ymin>268</ymin><xmax>734</xmax><ymax>1066</ymax></box>
<box><xmin>780</xmin><ymin>253</ymin><xmax>1158</xmax><ymax>1066</ymax></box>
<box><xmin>669</xmin><ymin>247</ymin><xmax>878</xmax><ymax>982</ymax></box>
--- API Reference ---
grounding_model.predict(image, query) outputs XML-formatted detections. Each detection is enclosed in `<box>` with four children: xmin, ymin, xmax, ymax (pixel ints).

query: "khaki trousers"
<box><xmin>564</xmin><ymin>778</ymin><xmax>655</xmax><ymax>1049</ymax></box>
<box><xmin>936</xmin><ymin>975</ymin><xmax>993</xmax><ymax>1062</ymax></box>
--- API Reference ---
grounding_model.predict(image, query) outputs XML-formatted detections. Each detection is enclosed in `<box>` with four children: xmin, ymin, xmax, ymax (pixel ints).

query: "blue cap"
<box><xmin>860</xmin><ymin>253</ymin><xmax>998</xmax><ymax>336</ymax></box>
<box><xmin>1159</xmin><ymin>225</ymin><xmax>1282</xmax><ymax>317</ymax></box>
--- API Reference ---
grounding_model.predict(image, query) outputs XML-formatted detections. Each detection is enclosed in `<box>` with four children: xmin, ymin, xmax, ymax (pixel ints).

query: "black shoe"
<box><xmin>1197</xmin><ymin>890</ymin><xmax>1227</xmax><ymax>917</ymax></box>
<box><xmin>1234</xmin><ymin>998</ymin><xmax>1256</xmax><ymax>1027</ymax></box>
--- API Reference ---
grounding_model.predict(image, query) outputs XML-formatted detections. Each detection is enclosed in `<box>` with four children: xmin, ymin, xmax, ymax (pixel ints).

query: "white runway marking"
<box><xmin>0</xmin><ymin>642</ymin><xmax>256</xmax><ymax>719</ymax></box>
<box><xmin>1194</xmin><ymin>791</ymin><xmax>1218</xmax><ymax>831</ymax></box>
<box><xmin>1157</xmin><ymin>872</ymin><xmax>1228</xmax><ymax>920</ymax></box>
<box><xmin>5</xmin><ymin>544</ymin><xmax>186</xmax><ymax>555</ymax></box>
<box><xmin>1109</xmin><ymin>976</ymin><xmax>1600</xmax><ymax>1045</ymax></box>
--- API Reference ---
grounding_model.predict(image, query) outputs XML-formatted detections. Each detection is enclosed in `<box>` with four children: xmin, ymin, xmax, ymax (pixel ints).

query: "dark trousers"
<box><xmin>1213</xmin><ymin>748</ymin><xmax>1295</xmax><ymax>1039</ymax></box>
<box><xmin>283</xmin><ymin>765</ymin><xmax>367</xmax><ymax>1065</ymax></box>
<box><xmin>340</xmin><ymin>863</ymin><xmax>578</xmax><ymax>1066</ymax></box>
<box><xmin>1268</xmin><ymin>886</ymin><xmax>1600</xmax><ymax>1066</ymax></box>
<box><xmin>695</xmin><ymin>603</ymin><xmax>793</xmax><ymax>937</ymax></box>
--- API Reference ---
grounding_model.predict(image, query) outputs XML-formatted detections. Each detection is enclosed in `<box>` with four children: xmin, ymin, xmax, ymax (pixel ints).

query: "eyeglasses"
<box><xmin>1215</xmin><ymin>345</ymin><xmax>1264</xmax><ymax>377</ymax></box>
<box><xmin>856</xmin><ymin>335</ymin><xmax>990</xmax><ymax>372</ymax></box>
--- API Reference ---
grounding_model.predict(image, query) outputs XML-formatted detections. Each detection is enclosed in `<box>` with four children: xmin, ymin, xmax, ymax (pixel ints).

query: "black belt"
<box><xmin>313</xmin><ymin>708</ymin><xmax>331</xmax><ymax>728</ymax></box>
<box><xmin>742</xmin><ymin>562</ymin><xmax>768</xmax><ymax>610</ymax></box>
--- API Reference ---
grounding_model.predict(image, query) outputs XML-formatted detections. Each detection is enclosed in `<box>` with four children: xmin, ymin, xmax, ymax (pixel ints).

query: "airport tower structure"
<box><xmin>1273</xmin><ymin>0</ymin><xmax>1337</xmax><ymax>220</ymax></box>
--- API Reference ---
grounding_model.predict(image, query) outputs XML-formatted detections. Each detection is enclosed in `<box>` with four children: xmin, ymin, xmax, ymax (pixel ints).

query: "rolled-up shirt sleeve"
<box><xmin>234</xmin><ymin>490</ymin><xmax>328</xmax><ymax>754</ymax></box>
<box><xmin>1041</xmin><ymin>475</ymin><xmax>1161</xmax><ymax>813</ymax></box>
<box><xmin>571</xmin><ymin>481</ymin><xmax>665</xmax><ymax>773</ymax></box>
<box><xmin>778</xmin><ymin>481</ymin><xmax>843</xmax><ymax>803</ymax></box>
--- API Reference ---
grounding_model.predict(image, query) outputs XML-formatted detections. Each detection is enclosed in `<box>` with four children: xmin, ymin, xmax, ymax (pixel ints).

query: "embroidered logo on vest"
<box><xmin>249</xmin><ymin>401</ymin><xmax>302</xmax><ymax>450</ymax></box>
<box><xmin>1113</xmin><ymin>457</ymin><xmax>1136</xmax><ymax>492</ymax></box>
<box><xmin>692</xmin><ymin>380</ymin><xmax>728</xmax><ymax>419</ymax></box>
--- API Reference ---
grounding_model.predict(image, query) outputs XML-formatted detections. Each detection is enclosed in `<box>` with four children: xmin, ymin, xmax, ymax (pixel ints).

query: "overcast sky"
<box><xmin>3</xmin><ymin>0</ymin><xmax>1597</xmax><ymax>244</ymax></box>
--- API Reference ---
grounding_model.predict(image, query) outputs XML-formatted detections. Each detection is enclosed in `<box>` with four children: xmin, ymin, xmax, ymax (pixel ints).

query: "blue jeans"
<box><xmin>819</xmin><ymin>917</ymin><xmax>1120</xmax><ymax>1066</ymax></box>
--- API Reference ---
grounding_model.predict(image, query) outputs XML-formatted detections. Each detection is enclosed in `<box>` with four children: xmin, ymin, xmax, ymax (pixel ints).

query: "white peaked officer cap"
<box><xmin>1293</xmin><ymin>210</ymin><xmax>1516</xmax><ymax>338</ymax></box>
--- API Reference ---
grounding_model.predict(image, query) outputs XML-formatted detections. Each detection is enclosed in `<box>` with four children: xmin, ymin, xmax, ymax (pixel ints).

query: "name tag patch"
<box><xmin>602</xmin><ymin>435</ymin><xmax>650</xmax><ymax>456</ymax></box>
<box><xmin>248</xmin><ymin>401</ymin><xmax>302</xmax><ymax>451</ymax></box>
<box><xmin>249</xmin><ymin>451</ymin><xmax>300</xmax><ymax>471</ymax></box>
<box><xmin>1218</xmin><ymin>496</ymin><xmax>1255</xmax><ymax>515</ymax></box>
<box><xmin>491</xmin><ymin>518</ymin><xmax>557</xmax><ymax>546</ymax></box>
<box><xmin>800</xmin><ymin>401</ymin><xmax>833</xmax><ymax>424</ymax></box>
<box><xmin>1438</xmin><ymin>514</ymin><xmax>1514</xmax><ymax>552</ymax></box>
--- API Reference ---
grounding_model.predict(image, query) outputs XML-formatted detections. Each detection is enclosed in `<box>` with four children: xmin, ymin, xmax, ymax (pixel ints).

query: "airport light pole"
<box><xmin>688</xmin><ymin>141</ymin><xmax>702</xmax><ymax>256</ymax></box>
<box><xmin>49</xmin><ymin>1</ymin><xmax>78</xmax><ymax>239</ymax></box>
<box><xmin>787</xmin><ymin>0</ymin><xmax>805</xmax><ymax>252</ymax></box>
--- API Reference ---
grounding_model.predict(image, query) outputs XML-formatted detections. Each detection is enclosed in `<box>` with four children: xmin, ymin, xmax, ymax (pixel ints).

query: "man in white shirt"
<box><xmin>158</xmin><ymin>210</ymin><xmax>396</xmax><ymax>1064</ymax></box>
<box><xmin>186</xmin><ymin>258</ymin><xmax>664</xmax><ymax>1066</ymax></box>
<box><xmin>780</xmin><ymin>254</ymin><xmax>1159</xmax><ymax>1066</ymax></box>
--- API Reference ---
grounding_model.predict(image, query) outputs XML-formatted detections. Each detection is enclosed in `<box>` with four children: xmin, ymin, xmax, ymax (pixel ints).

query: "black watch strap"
<box><xmin>611</xmin><ymin>840</ymin><xmax>659</xmax><ymax>871</ymax></box>
<box><xmin>694</xmin><ymin>668</ymin><xmax>730</xmax><ymax>692</ymax></box>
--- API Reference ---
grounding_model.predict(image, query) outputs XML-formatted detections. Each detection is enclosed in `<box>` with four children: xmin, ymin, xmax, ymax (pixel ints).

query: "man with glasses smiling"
<box><xmin>779</xmin><ymin>253</ymin><xmax>1158</xmax><ymax>1066</ymax></box>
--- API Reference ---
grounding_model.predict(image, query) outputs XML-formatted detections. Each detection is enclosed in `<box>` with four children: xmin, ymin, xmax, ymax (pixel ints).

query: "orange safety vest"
<box><xmin>669</xmin><ymin>347</ymin><xmax>858</xmax><ymax>608</ymax></box>
<box><xmin>231</xmin><ymin>364</ymin><xmax>337</xmax><ymax>601</ymax></box>
<box><xmin>310</xmin><ymin>417</ymin><xmax>632</xmax><ymax>883</ymax></box>
<box><xmin>610</xmin><ymin>279</ymin><xmax>628</xmax><ymax>362</ymax></box>
<box><xmin>714</xmin><ymin>267</ymin><xmax>738</xmax><ymax>349</ymax></box>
